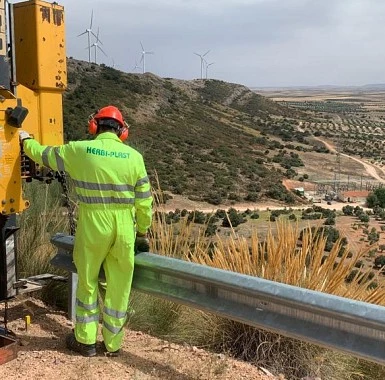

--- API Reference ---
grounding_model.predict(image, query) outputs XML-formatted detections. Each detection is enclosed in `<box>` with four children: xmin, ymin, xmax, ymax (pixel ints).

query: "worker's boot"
<box><xmin>65</xmin><ymin>333</ymin><xmax>96</xmax><ymax>357</ymax></box>
<box><xmin>102</xmin><ymin>342</ymin><xmax>120</xmax><ymax>357</ymax></box>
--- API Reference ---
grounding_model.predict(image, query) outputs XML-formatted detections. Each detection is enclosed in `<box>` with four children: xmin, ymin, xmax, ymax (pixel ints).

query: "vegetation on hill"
<box><xmin>63</xmin><ymin>59</ymin><xmax>312</xmax><ymax>205</ymax></box>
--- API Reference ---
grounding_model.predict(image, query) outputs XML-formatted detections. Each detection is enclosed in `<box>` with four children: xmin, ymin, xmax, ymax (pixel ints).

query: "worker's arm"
<box><xmin>134</xmin><ymin>155</ymin><xmax>153</xmax><ymax>235</ymax></box>
<box><xmin>20</xmin><ymin>131</ymin><xmax>70</xmax><ymax>172</ymax></box>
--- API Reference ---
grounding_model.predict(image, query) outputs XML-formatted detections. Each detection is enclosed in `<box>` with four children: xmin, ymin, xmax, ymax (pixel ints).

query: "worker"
<box><xmin>19</xmin><ymin>105</ymin><xmax>153</xmax><ymax>357</ymax></box>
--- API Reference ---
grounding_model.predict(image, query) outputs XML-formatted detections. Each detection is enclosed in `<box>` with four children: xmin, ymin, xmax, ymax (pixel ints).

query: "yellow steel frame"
<box><xmin>0</xmin><ymin>0</ymin><xmax>66</xmax><ymax>215</ymax></box>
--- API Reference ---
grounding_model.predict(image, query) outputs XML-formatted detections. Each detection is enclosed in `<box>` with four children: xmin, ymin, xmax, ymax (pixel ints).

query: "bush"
<box><xmin>346</xmin><ymin>269</ymin><xmax>360</xmax><ymax>283</ymax></box>
<box><xmin>205</xmin><ymin>223</ymin><xmax>217</xmax><ymax>237</ymax></box>
<box><xmin>250</xmin><ymin>212</ymin><xmax>260</xmax><ymax>219</ymax></box>
<box><xmin>374</xmin><ymin>255</ymin><xmax>385</xmax><ymax>268</ymax></box>
<box><xmin>324</xmin><ymin>216</ymin><xmax>335</xmax><ymax>225</ymax></box>
<box><xmin>187</xmin><ymin>211</ymin><xmax>206</xmax><ymax>224</ymax></box>
<box><xmin>355</xmin><ymin>260</ymin><xmax>364</xmax><ymax>268</ymax></box>
<box><xmin>222</xmin><ymin>208</ymin><xmax>245</xmax><ymax>228</ymax></box>
<box><xmin>342</xmin><ymin>205</ymin><xmax>354</xmax><ymax>216</ymax></box>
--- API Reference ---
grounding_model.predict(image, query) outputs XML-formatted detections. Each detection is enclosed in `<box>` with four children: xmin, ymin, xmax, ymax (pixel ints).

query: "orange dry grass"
<box><xmin>151</xmin><ymin>212</ymin><xmax>385</xmax><ymax>305</ymax></box>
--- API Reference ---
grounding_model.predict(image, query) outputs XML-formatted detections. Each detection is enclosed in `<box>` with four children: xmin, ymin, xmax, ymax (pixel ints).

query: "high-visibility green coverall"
<box><xmin>23</xmin><ymin>132</ymin><xmax>153</xmax><ymax>352</ymax></box>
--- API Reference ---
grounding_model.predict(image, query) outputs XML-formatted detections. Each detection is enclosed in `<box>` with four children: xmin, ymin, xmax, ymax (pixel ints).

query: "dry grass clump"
<box><xmin>17</xmin><ymin>181</ymin><xmax>71</xmax><ymax>307</ymax></box>
<box><xmin>146</xmin><ymin>210</ymin><xmax>385</xmax><ymax>379</ymax></box>
<box><xmin>187</xmin><ymin>220</ymin><xmax>384</xmax><ymax>304</ymax></box>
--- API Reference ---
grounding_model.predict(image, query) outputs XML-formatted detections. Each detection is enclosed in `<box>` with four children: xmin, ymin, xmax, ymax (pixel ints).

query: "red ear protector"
<box><xmin>88</xmin><ymin>114</ymin><xmax>98</xmax><ymax>135</ymax></box>
<box><xmin>88</xmin><ymin>112</ymin><xmax>130</xmax><ymax>142</ymax></box>
<box><xmin>118</xmin><ymin>121</ymin><xmax>130</xmax><ymax>142</ymax></box>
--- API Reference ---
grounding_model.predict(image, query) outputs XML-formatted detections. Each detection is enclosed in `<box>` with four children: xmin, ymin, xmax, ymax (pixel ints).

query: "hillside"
<box><xmin>63</xmin><ymin>59</ymin><xmax>312</xmax><ymax>205</ymax></box>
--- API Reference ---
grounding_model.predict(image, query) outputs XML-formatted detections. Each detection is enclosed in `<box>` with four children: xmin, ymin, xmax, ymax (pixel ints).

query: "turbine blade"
<box><xmin>140</xmin><ymin>55</ymin><xmax>144</xmax><ymax>63</ymax></box>
<box><xmin>147</xmin><ymin>51</ymin><xmax>154</xmax><ymax>55</ymax></box>
<box><xmin>77</xmin><ymin>31</ymin><xmax>87</xmax><ymax>37</ymax></box>
<box><xmin>203</xmin><ymin>50</ymin><xmax>210</xmax><ymax>56</ymax></box>
<box><xmin>140</xmin><ymin>41</ymin><xmax>144</xmax><ymax>51</ymax></box>
<box><xmin>90</xmin><ymin>10</ymin><xmax>93</xmax><ymax>29</ymax></box>
<box><xmin>194</xmin><ymin>52</ymin><xmax>201</xmax><ymax>57</ymax></box>
<box><xmin>98</xmin><ymin>46</ymin><xmax>108</xmax><ymax>57</ymax></box>
<box><xmin>91</xmin><ymin>30</ymin><xmax>101</xmax><ymax>42</ymax></box>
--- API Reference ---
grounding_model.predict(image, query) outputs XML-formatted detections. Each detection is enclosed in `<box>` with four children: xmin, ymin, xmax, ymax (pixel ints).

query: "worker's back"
<box><xmin>60</xmin><ymin>132</ymin><xmax>147</xmax><ymax>209</ymax></box>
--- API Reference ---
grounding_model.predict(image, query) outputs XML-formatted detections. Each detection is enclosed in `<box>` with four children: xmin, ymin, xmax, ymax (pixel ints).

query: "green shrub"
<box><xmin>374</xmin><ymin>255</ymin><xmax>385</xmax><ymax>268</ymax></box>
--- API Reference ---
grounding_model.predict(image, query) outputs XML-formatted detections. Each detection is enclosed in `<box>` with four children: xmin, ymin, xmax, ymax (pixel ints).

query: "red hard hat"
<box><xmin>94</xmin><ymin>105</ymin><xmax>124</xmax><ymax>128</ymax></box>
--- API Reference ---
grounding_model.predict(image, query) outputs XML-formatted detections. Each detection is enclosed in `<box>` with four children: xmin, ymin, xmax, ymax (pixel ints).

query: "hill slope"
<box><xmin>63</xmin><ymin>59</ymin><xmax>310</xmax><ymax>204</ymax></box>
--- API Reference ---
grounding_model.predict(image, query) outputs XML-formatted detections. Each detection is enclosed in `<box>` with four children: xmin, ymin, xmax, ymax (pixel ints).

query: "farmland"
<box><xmin>255</xmin><ymin>86</ymin><xmax>385</xmax><ymax>164</ymax></box>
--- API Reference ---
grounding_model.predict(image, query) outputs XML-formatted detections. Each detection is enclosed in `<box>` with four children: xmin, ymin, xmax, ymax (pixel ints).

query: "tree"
<box><xmin>367</xmin><ymin>188</ymin><xmax>385</xmax><ymax>208</ymax></box>
<box><xmin>342</xmin><ymin>205</ymin><xmax>354</xmax><ymax>216</ymax></box>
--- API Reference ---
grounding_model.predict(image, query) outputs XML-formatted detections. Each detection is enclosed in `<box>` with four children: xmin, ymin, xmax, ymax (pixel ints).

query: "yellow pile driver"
<box><xmin>0</xmin><ymin>0</ymin><xmax>66</xmax><ymax>363</ymax></box>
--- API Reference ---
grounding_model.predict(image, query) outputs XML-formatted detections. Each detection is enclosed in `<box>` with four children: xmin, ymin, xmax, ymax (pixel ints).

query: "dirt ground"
<box><xmin>0</xmin><ymin>298</ymin><xmax>277</xmax><ymax>380</ymax></box>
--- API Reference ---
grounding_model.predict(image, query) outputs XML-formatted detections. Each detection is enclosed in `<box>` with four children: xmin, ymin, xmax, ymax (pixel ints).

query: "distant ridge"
<box><xmin>251</xmin><ymin>83</ymin><xmax>385</xmax><ymax>91</ymax></box>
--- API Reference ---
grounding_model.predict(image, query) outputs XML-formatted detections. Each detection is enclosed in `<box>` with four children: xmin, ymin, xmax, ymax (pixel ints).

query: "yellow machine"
<box><xmin>0</xmin><ymin>0</ymin><xmax>66</xmax><ymax>216</ymax></box>
<box><xmin>0</xmin><ymin>0</ymin><xmax>66</xmax><ymax>300</ymax></box>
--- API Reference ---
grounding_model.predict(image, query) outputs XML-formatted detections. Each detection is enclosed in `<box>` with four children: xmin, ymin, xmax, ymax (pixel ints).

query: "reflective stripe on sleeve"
<box><xmin>73</xmin><ymin>179</ymin><xmax>134</xmax><ymax>192</ymax></box>
<box><xmin>135</xmin><ymin>176</ymin><xmax>149</xmax><ymax>187</ymax></box>
<box><xmin>103</xmin><ymin>306</ymin><xmax>127</xmax><ymax>319</ymax></box>
<box><xmin>54</xmin><ymin>147</ymin><xmax>65</xmax><ymax>171</ymax></box>
<box><xmin>42</xmin><ymin>147</ymin><xmax>52</xmax><ymax>169</ymax></box>
<box><xmin>135</xmin><ymin>190</ymin><xmax>152</xmax><ymax>199</ymax></box>
<box><xmin>77</xmin><ymin>195</ymin><xmax>135</xmax><ymax>205</ymax></box>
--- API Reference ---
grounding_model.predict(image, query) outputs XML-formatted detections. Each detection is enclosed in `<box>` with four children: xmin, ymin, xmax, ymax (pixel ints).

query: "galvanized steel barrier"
<box><xmin>50</xmin><ymin>233</ymin><xmax>385</xmax><ymax>365</ymax></box>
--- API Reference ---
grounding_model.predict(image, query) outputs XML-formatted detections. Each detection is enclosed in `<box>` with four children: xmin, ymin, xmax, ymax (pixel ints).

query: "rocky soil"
<box><xmin>1</xmin><ymin>298</ymin><xmax>278</xmax><ymax>380</ymax></box>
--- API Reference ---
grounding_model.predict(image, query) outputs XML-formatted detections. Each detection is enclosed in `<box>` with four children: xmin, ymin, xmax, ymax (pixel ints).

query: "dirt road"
<box><xmin>313</xmin><ymin>136</ymin><xmax>385</xmax><ymax>184</ymax></box>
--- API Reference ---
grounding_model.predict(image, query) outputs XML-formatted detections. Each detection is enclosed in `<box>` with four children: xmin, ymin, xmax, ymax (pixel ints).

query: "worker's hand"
<box><xmin>135</xmin><ymin>234</ymin><xmax>150</xmax><ymax>254</ymax></box>
<box><xmin>19</xmin><ymin>130</ymin><xmax>31</xmax><ymax>142</ymax></box>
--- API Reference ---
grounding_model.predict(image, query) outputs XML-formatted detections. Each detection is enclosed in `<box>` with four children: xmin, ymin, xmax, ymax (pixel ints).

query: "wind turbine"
<box><xmin>194</xmin><ymin>50</ymin><xmax>210</xmax><ymax>79</ymax></box>
<box><xmin>140</xmin><ymin>42</ymin><xmax>154</xmax><ymax>74</ymax></box>
<box><xmin>77</xmin><ymin>10</ymin><xmax>98</xmax><ymax>63</ymax></box>
<box><xmin>205</xmin><ymin>62</ymin><xmax>214</xmax><ymax>79</ymax></box>
<box><xmin>90</xmin><ymin>27</ymin><xmax>107</xmax><ymax>64</ymax></box>
<box><xmin>133</xmin><ymin>60</ymin><xmax>141</xmax><ymax>72</ymax></box>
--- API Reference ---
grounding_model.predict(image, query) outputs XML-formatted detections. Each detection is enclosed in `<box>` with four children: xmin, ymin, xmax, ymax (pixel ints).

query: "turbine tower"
<box><xmin>77</xmin><ymin>10</ymin><xmax>97</xmax><ymax>63</ymax></box>
<box><xmin>194</xmin><ymin>50</ymin><xmax>210</xmax><ymax>79</ymax></box>
<box><xmin>90</xmin><ymin>27</ymin><xmax>107</xmax><ymax>64</ymax></box>
<box><xmin>205</xmin><ymin>62</ymin><xmax>214</xmax><ymax>79</ymax></box>
<box><xmin>140</xmin><ymin>42</ymin><xmax>154</xmax><ymax>74</ymax></box>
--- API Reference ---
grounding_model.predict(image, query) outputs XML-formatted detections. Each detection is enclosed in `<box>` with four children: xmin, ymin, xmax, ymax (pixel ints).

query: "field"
<box><xmin>255</xmin><ymin>86</ymin><xmax>385</xmax><ymax>168</ymax></box>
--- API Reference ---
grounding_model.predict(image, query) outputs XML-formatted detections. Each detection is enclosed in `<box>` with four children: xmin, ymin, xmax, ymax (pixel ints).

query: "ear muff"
<box><xmin>88</xmin><ymin>113</ymin><xmax>98</xmax><ymax>135</ymax></box>
<box><xmin>118</xmin><ymin>122</ymin><xmax>129</xmax><ymax>141</ymax></box>
<box><xmin>118</xmin><ymin>127</ymin><xmax>129</xmax><ymax>142</ymax></box>
<box><xmin>88</xmin><ymin>110</ymin><xmax>129</xmax><ymax>141</ymax></box>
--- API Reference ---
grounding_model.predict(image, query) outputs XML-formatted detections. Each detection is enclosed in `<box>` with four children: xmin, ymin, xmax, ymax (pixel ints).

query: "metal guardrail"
<box><xmin>50</xmin><ymin>233</ymin><xmax>385</xmax><ymax>365</ymax></box>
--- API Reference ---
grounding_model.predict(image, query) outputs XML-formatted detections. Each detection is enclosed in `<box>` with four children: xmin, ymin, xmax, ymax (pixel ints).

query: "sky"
<box><xmin>34</xmin><ymin>0</ymin><xmax>385</xmax><ymax>87</ymax></box>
